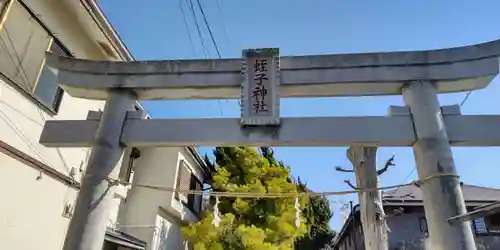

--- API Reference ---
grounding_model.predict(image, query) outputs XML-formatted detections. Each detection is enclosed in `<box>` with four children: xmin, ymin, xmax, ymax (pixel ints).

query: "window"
<box><xmin>119</xmin><ymin>147</ymin><xmax>140</xmax><ymax>183</ymax></box>
<box><xmin>473</xmin><ymin>217</ymin><xmax>500</xmax><ymax>235</ymax></box>
<box><xmin>419</xmin><ymin>217</ymin><xmax>428</xmax><ymax>233</ymax></box>
<box><xmin>33</xmin><ymin>42</ymin><xmax>65</xmax><ymax>112</ymax></box>
<box><xmin>188</xmin><ymin>174</ymin><xmax>203</xmax><ymax>213</ymax></box>
<box><xmin>474</xmin><ymin>218</ymin><xmax>488</xmax><ymax>234</ymax></box>
<box><xmin>175</xmin><ymin>160</ymin><xmax>203</xmax><ymax>213</ymax></box>
<box><xmin>0</xmin><ymin>0</ymin><xmax>68</xmax><ymax>113</ymax></box>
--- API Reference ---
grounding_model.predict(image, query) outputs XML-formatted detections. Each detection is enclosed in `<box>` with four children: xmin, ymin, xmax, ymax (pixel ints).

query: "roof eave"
<box><xmin>332</xmin><ymin>204</ymin><xmax>359</xmax><ymax>247</ymax></box>
<box><xmin>448</xmin><ymin>201</ymin><xmax>500</xmax><ymax>224</ymax></box>
<box><xmin>79</xmin><ymin>0</ymin><xmax>134</xmax><ymax>61</ymax></box>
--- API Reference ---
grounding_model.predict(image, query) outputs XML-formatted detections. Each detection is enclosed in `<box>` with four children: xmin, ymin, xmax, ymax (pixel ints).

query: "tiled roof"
<box><xmin>382</xmin><ymin>183</ymin><xmax>500</xmax><ymax>204</ymax></box>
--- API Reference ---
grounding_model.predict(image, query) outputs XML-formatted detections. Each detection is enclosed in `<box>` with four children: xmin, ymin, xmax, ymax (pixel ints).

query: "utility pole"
<box><xmin>402</xmin><ymin>81</ymin><xmax>476</xmax><ymax>250</ymax></box>
<box><xmin>62</xmin><ymin>90</ymin><xmax>135</xmax><ymax>250</ymax></box>
<box><xmin>336</xmin><ymin>146</ymin><xmax>393</xmax><ymax>250</ymax></box>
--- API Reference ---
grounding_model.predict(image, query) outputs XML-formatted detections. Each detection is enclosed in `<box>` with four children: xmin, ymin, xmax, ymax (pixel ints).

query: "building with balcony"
<box><xmin>0</xmin><ymin>1</ymin><xmax>211</xmax><ymax>249</ymax></box>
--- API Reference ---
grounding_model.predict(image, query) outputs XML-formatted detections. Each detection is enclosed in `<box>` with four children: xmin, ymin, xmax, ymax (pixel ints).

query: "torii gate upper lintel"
<box><xmin>46</xmin><ymin>39</ymin><xmax>500</xmax><ymax>101</ymax></box>
<box><xmin>46</xmin><ymin>39</ymin><xmax>500</xmax><ymax>250</ymax></box>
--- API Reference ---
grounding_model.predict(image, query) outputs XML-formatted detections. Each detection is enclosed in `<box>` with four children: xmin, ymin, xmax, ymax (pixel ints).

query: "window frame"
<box><xmin>119</xmin><ymin>147</ymin><xmax>140</xmax><ymax>184</ymax></box>
<box><xmin>187</xmin><ymin>174</ymin><xmax>203</xmax><ymax>214</ymax></box>
<box><xmin>473</xmin><ymin>217</ymin><xmax>500</xmax><ymax>236</ymax></box>
<box><xmin>175</xmin><ymin>160</ymin><xmax>203</xmax><ymax>214</ymax></box>
<box><xmin>0</xmin><ymin>0</ymin><xmax>72</xmax><ymax>114</ymax></box>
<box><xmin>33</xmin><ymin>41</ymin><xmax>66</xmax><ymax>112</ymax></box>
<box><xmin>419</xmin><ymin>217</ymin><xmax>428</xmax><ymax>233</ymax></box>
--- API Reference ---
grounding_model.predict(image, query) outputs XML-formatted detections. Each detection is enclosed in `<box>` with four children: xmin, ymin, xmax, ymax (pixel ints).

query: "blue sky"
<box><xmin>100</xmin><ymin>0</ymin><xmax>500</xmax><ymax>230</ymax></box>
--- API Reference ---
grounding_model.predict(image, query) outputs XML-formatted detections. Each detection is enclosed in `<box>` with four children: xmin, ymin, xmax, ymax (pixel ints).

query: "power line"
<box><xmin>390</xmin><ymin>166</ymin><xmax>416</xmax><ymax>196</ymax></box>
<box><xmin>214</xmin><ymin>0</ymin><xmax>222</xmax><ymax>11</ymax></box>
<box><xmin>392</xmin><ymin>88</ymin><xmax>472</xmax><ymax>194</ymax></box>
<box><xmin>0</xmin><ymin>29</ymin><xmax>32</xmax><ymax>92</ymax></box>
<box><xmin>0</xmin><ymin>28</ymin><xmax>71</xmax><ymax>174</ymax></box>
<box><xmin>210</xmin><ymin>0</ymin><xmax>233</xmax><ymax>108</ymax></box>
<box><xmin>178</xmin><ymin>0</ymin><xmax>196</xmax><ymax>55</ymax></box>
<box><xmin>195</xmin><ymin>0</ymin><xmax>221</xmax><ymax>58</ymax></box>
<box><xmin>184</xmin><ymin>0</ymin><xmax>224</xmax><ymax>115</ymax></box>
<box><xmin>460</xmin><ymin>90</ymin><xmax>473</xmax><ymax>107</ymax></box>
<box><xmin>186</xmin><ymin>0</ymin><xmax>209</xmax><ymax>58</ymax></box>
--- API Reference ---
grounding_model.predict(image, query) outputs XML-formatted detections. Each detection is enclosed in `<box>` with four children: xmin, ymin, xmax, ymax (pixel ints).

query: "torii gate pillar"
<box><xmin>403</xmin><ymin>81</ymin><xmax>476</xmax><ymax>250</ymax></box>
<box><xmin>62</xmin><ymin>90</ymin><xmax>135</xmax><ymax>250</ymax></box>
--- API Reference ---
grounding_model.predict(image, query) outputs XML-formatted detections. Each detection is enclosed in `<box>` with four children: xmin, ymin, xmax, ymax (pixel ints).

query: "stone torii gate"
<box><xmin>40</xmin><ymin>40</ymin><xmax>500</xmax><ymax>250</ymax></box>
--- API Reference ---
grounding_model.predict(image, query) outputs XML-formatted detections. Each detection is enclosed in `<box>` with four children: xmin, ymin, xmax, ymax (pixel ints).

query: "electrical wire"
<box><xmin>0</xmin><ymin>32</ymin><xmax>31</xmax><ymax>92</ymax></box>
<box><xmin>186</xmin><ymin>0</ymin><xmax>209</xmax><ymax>58</ymax></box>
<box><xmin>0</xmin><ymin>27</ymin><xmax>71</xmax><ymax>173</ymax></box>
<box><xmin>0</xmin><ymin>108</ymin><xmax>50</xmax><ymax>165</ymax></box>
<box><xmin>195</xmin><ymin>0</ymin><xmax>221</xmax><ymax>58</ymax></box>
<box><xmin>184</xmin><ymin>0</ymin><xmax>224</xmax><ymax>115</ymax></box>
<box><xmin>178</xmin><ymin>0</ymin><xmax>196</xmax><ymax>55</ymax></box>
<box><xmin>196</xmin><ymin>0</ymin><xmax>241</xmax><ymax>108</ymax></box>
<box><xmin>460</xmin><ymin>90</ymin><xmax>473</xmax><ymax>107</ymax></box>
<box><xmin>389</xmin><ymin>166</ymin><xmax>416</xmax><ymax>196</ymax></box>
<box><xmin>0</xmin><ymin>34</ymin><xmax>49</xmax><ymax>159</ymax></box>
<box><xmin>391</xmin><ymin>88</ymin><xmax>472</xmax><ymax>194</ymax></box>
<box><xmin>390</xmin><ymin>87</ymin><xmax>472</xmax><ymax>194</ymax></box>
<box><xmin>214</xmin><ymin>0</ymin><xmax>230</xmax><ymax>45</ymax></box>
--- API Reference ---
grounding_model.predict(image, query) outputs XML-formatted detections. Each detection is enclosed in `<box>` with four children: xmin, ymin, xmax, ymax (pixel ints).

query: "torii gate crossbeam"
<box><xmin>44</xmin><ymin>39</ymin><xmax>500</xmax><ymax>250</ymax></box>
<box><xmin>40</xmin><ymin>112</ymin><xmax>500</xmax><ymax>147</ymax></box>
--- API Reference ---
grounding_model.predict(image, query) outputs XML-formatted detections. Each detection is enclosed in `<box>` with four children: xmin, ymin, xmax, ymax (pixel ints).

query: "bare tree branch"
<box><xmin>377</xmin><ymin>155</ymin><xmax>395</xmax><ymax>175</ymax></box>
<box><xmin>335</xmin><ymin>166</ymin><xmax>354</xmax><ymax>173</ymax></box>
<box><xmin>344</xmin><ymin>180</ymin><xmax>358</xmax><ymax>190</ymax></box>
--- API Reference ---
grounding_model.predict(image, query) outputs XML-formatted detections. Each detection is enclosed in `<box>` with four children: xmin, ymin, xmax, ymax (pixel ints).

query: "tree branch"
<box><xmin>344</xmin><ymin>180</ymin><xmax>358</xmax><ymax>190</ymax></box>
<box><xmin>335</xmin><ymin>166</ymin><xmax>354</xmax><ymax>173</ymax></box>
<box><xmin>377</xmin><ymin>155</ymin><xmax>395</xmax><ymax>175</ymax></box>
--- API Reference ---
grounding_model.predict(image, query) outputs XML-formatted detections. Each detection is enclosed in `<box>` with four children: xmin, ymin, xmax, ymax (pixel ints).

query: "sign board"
<box><xmin>241</xmin><ymin>48</ymin><xmax>280</xmax><ymax>125</ymax></box>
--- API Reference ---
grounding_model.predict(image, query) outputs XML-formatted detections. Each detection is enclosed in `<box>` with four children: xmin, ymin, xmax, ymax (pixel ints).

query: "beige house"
<box><xmin>0</xmin><ymin>1</ymin><xmax>210</xmax><ymax>249</ymax></box>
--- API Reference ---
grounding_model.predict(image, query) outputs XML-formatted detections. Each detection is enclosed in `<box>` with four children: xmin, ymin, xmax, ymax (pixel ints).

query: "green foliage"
<box><xmin>294</xmin><ymin>178</ymin><xmax>336</xmax><ymax>250</ymax></box>
<box><xmin>260</xmin><ymin>147</ymin><xmax>336</xmax><ymax>249</ymax></box>
<box><xmin>182</xmin><ymin>147</ymin><xmax>307</xmax><ymax>250</ymax></box>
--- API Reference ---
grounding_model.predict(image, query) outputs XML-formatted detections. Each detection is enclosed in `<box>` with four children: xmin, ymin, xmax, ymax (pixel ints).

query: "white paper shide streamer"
<box><xmin>212</xmin><ymin>196</ymin><xmax>221</xmax><ymax>227</ymax></box>
<box><xmin>295</xmin><ymin>197</ymin><xmax>301</xmax><ymax>228</ymax></box>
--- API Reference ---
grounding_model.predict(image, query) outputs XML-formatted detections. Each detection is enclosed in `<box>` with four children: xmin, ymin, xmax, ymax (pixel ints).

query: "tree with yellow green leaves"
<box><xmin>182</xmin><ymin>147</ymin><xmax>307</xmax><ymax>250</ymax></box>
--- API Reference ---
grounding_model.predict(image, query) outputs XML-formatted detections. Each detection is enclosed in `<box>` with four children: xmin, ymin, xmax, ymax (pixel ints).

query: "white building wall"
<box><xmin>0</xmin><ymin>0</ymin><xmax>126</xmax><ymax>249</ymax></box>
<box><xmin>153</xmin><ymin>210</ymin><xmax>190</xmax><ymax>250</ymax></box>
<box><xmin>0</xmin><ymin>1</ymin><xmax>206</xmax><ymax>249</ymax></box>
<box><xmin>0</xmin><ymin>153</ymin><xmax>77</xmax><ymax>250</ymax></box>
<box><xmin>118</xmin><ymin>147</ymin><xmax>206</xmax><ymax>250</ymax></box>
